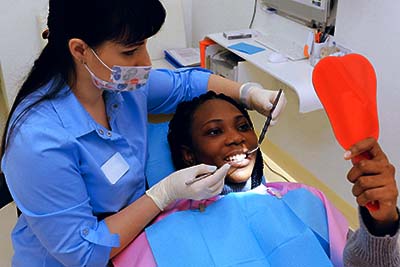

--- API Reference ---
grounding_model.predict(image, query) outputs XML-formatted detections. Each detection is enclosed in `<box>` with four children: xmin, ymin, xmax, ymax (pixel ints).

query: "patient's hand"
<box><xmin>345</xmin><ymin>138</ymin><xmax>399</xmax><ymax>226</ymax></box>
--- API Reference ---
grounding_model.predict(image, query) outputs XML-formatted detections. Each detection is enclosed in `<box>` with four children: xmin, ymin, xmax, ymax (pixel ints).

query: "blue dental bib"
<box><xmin>146</xmin><ymin>188</ymin><xmax>332</xmax><ymax>267</ymax></box>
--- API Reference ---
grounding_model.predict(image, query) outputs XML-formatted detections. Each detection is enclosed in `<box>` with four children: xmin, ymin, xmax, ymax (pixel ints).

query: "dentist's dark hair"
<box><xmin>168</xmin><ymin>91</ymin><xmax>264</xmax><ymax>189</ymax></box>
<box><xmin>0</xmin><ymin>0</ymin><xmax>166</xmax><ymax>209</ymax></box>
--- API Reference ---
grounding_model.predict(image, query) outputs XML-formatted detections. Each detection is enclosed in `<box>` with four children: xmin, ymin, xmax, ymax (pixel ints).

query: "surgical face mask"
<box><xmin>84</xmin><ymin>48</ymin><xmax>151</xmax><ymax>92</ymax></box>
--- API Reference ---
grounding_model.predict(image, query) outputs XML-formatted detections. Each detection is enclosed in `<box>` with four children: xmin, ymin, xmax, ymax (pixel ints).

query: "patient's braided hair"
<box><xmin>168</xmin><ymin>91</ymin><xmax>264</xmax><ymax>189</ymax></box>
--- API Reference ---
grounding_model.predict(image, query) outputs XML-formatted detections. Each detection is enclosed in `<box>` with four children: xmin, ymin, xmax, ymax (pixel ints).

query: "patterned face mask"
<box><xmin>84</xmin><ymin>48</ymin><xmax>151</xmax><ymax>92</ymax></box>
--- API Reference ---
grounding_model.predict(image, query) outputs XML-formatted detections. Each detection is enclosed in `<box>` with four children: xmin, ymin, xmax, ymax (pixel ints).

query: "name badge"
<box><xmin>101</xmin><ymin>152</ymin><xmax>130</xmax><ymax>184</ymax></box>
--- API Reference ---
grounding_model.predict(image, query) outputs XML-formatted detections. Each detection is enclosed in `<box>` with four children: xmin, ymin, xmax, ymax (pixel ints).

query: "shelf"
<box><xmin>207</xmin><ymin>32</ymin><xmax>323</xmax><ymax>113</ymax></box>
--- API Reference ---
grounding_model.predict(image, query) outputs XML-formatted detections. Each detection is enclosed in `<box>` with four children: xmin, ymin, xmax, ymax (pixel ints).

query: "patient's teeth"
<box><xmin>228</xmin><ymin>154</ymin><xmax>246</xmax><ymax>163</ymax></box>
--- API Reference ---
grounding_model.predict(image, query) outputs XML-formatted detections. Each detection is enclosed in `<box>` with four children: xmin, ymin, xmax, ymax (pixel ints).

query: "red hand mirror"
<box><xmin>312</xmin><ymin>54</ymin><xmax>379</xmax><ymax>211</ymax></box>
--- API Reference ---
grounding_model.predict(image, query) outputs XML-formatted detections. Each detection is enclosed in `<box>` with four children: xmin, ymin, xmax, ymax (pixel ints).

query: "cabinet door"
<box><xmin>237</xmin><ymin>61</ymin><xmax>280</xmax><ymax>87</ymax></box>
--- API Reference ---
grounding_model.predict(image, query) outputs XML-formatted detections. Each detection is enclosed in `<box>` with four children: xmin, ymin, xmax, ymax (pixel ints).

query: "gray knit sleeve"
<box><xmin>343</xmin><ymin>208</ymin><xmax>400</xmax><ymax>267</ymax></box>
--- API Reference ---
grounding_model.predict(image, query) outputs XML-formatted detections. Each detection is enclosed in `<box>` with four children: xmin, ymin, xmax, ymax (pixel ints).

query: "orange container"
<box><xmin>199</xmin><ymin>38</ymin><xmax>216</xmax><ymax>68</ymax></box>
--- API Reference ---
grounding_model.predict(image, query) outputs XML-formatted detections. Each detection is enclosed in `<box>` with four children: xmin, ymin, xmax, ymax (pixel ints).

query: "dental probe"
<box><xmin>258</xmin><ymin>89</ymin><xmax>283</xmax><ymax>145</ymax></box>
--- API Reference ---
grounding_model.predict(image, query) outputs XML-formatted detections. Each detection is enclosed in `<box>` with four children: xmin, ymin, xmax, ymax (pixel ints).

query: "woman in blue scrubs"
<box><xmin>0</xmin><ymin>1</ymin><xmax>287</xmax><ymax>266</ymax></box>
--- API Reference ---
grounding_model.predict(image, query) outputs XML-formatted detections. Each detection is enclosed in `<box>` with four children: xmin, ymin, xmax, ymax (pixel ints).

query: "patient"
<box><xmin>113</xmin><ymin>91</ymin><xmax>399</xmax><ymax>267</ymax></box>
<box><xmin>168</xmin><ymin>90</ymin><xmax>264</xmax><ymax>195</ymax></box>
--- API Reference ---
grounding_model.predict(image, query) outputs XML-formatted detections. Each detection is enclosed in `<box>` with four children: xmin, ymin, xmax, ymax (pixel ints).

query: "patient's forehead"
<box><xmin>192</xmin><ymin>99</ymin><xmax>243</xmax><ymax>125</ymax></box>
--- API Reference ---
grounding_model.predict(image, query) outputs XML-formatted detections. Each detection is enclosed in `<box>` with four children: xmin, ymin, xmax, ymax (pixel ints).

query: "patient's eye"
<box><xmin>206</xmin><ymin>128</ymin><xmax>222</xmax><ymax>136</ymax></box>
<box><xmin>238</xmin><ymin>122</ymin><xmax>252</xmax><ymax>132</ymax></box>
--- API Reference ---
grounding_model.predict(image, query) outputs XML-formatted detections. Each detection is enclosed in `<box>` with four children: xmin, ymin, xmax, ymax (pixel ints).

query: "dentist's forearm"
<box><xmin>105</xmin><ymin>195</ymin><xmax>161</xmax><ymax>258</ymax></box>
<box><xmin>207</xmin><ymin>74</ymin><xmax>241</xmax><ymax>100</ymax></box>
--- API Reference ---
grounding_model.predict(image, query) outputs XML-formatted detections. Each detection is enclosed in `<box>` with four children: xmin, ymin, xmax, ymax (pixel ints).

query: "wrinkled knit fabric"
<box><xmin>221</xmin><ymin>178</ymin><xmax>252</xmax><ymax>195</ymax></box>
<box><xmin>343</xmin><ymin>210</ymin><xmax>400</xmax><ymax>267</ymax></box>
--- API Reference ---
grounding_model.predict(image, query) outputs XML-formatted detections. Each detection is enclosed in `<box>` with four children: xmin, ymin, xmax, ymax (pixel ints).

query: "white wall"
<box><xmin>182</xmin><ymin>0</ymin><xmax>193</xmax><ymax>47</ymax></box>
<box><xmin>190</xmin><ymin>0</ymin><xmax>254</xmax><ymax>47</ymax></box>
<box><xmin>148</xmin><ymin>0</ymin><xmax>187</xmax><ymax>60</ymax></box>
<box><xmin>0</xmin><ymin>0</ymin><xmax>49</xmax><ymax>105</ymax></box>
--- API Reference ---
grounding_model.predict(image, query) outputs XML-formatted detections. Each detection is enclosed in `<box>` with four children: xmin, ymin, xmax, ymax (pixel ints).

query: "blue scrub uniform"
<box><xmin>1</xmin><ymin>68</ymin><xmax>211</xmax><ymax>266</ymax></box>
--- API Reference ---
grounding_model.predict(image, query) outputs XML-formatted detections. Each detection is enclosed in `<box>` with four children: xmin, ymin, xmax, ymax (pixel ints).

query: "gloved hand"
<box><xmin>146</xmin><ymin>163</ymin><xmax>230</xmax><ymax>210</ymax></box>
<box><xmin>239</xmin><ymin>82</ymin><xmax>287</xmax><ymax>125</ymax></box>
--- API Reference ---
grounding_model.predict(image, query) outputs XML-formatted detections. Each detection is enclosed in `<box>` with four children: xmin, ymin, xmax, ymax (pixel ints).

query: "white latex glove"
<box><xmin>239</xmin><ymin>82</ymin><xmax>287</xmax><ymax>125</ymax></box>
<box><xmin>146</xmin><ymin>163</ymin><xmax>230</xmax><ymax>210</ymax></box>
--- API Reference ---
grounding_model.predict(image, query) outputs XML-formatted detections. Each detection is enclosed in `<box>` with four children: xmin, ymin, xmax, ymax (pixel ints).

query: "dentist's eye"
<box><xmin>122</xmin><ymin>48</ymin><xmax>138</xmax><ymax>56</ymax></box>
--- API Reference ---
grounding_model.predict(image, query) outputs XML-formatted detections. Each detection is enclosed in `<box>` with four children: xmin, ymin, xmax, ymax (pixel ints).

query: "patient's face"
<box><xmin>189</xmin><ymin>99</ymin><xmax>258</xmax><ymax>183</ymax></box>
